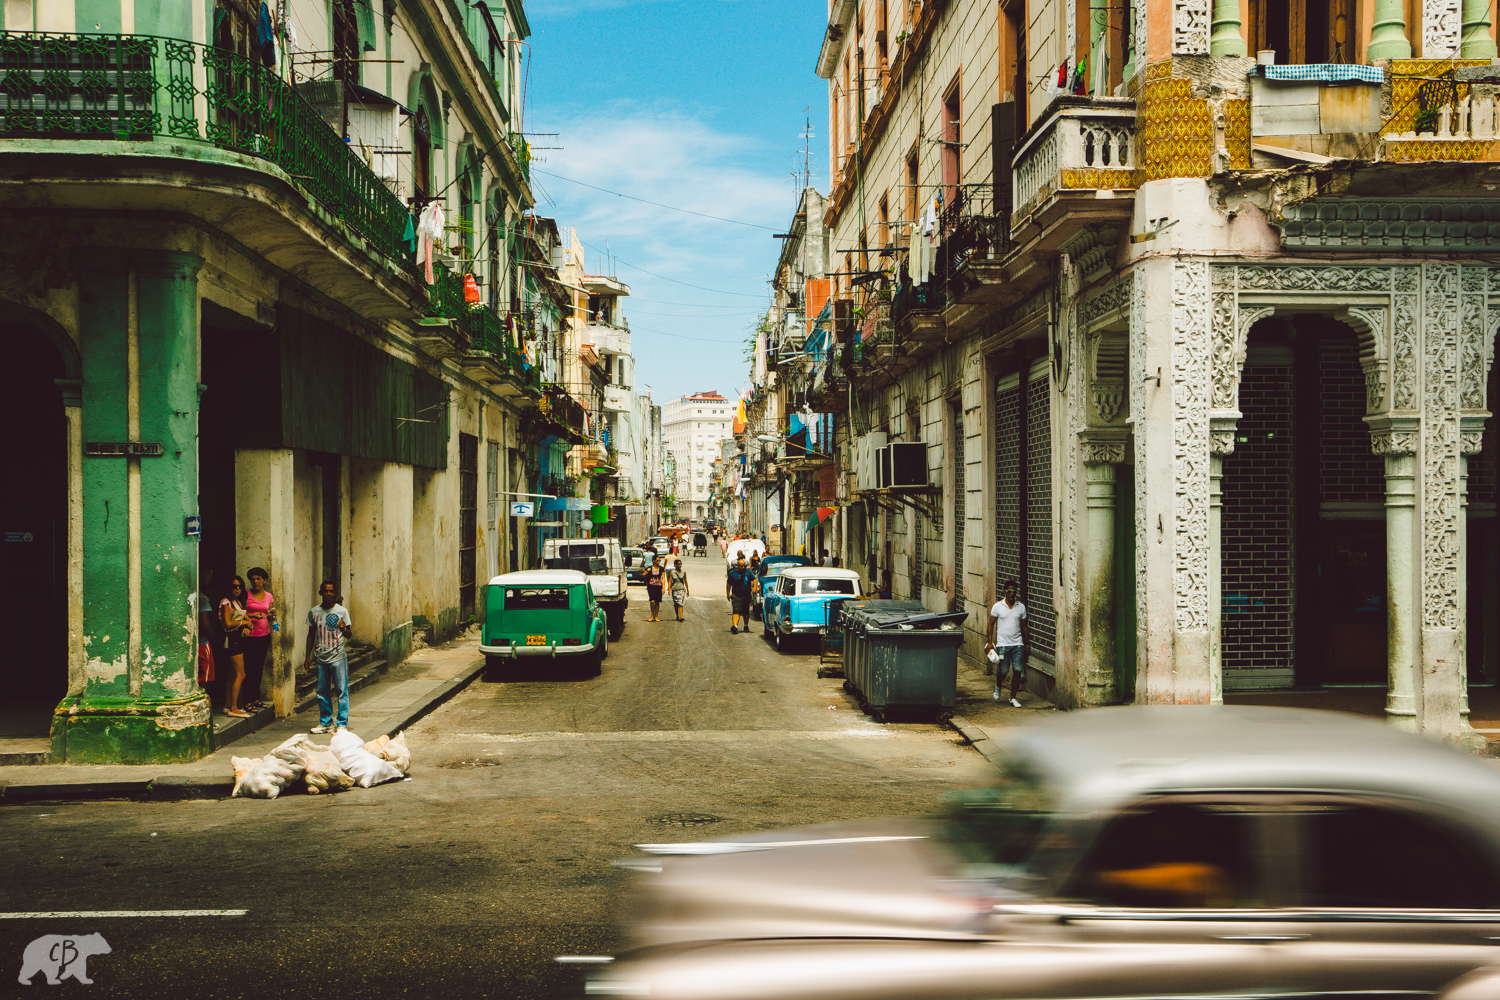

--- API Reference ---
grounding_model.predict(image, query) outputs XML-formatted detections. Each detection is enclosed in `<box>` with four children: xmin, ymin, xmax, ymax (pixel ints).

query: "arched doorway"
<box><xmin>0</xmin><ymin>319</ymin><xmax>71</xmax><ymax>738</ymax></box>
<box><xmin>1222</xmin><ymin>314</ymin><xmax>1387</xmax><ymax>691</ymax></box>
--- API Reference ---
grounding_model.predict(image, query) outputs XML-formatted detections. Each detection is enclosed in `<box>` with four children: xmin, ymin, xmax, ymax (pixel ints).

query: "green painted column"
<box><xmin>1210</xmin><ymin>0</ymin><xmax>1246</xmax><ymax>55</ymax></box>
<box><xmin>1368</xmin><ymin>0</ymin><xmax>1413</xmax><ymax>58</ymax></box>
<box><xmin>55</xmin><ymin>250</ymin><xmax>210</xmax><ymax>765</ymax></box>
<box><xmin>1462</xmin><ymin>0</ymin><xmax>1498</xmax><ymax>56</ymax></box>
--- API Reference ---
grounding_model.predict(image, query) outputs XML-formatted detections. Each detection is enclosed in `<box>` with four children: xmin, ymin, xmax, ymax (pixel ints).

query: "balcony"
<box><xmin>457</xmin><ymin>303</ymin><xmax>542</xmax><ymax>400</ymax></box>
<box><xmin>0</xmin><ymin>32</ymin><xmax>415</xmax><ymax>277</ymax></box>
<box><xmin>595</xmin><ymin>328</ymin><xmax>631</xmax><ymax>356</ymax></box>
<box><xmin>602</xmin><ymin>385</ymin><xmax>631</xmax><ymax>413</ymax></box>
<box><xmin>1010</xmin><ymin>98</ymin><xmax>1138</xmax><ymax>250</ymax></box>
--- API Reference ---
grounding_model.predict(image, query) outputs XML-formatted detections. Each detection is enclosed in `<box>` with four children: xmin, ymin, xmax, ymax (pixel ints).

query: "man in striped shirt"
<box><xmin>304</xmin><ymin>580</ymin><xmax>352</xmax><ymax>734</ymax></box>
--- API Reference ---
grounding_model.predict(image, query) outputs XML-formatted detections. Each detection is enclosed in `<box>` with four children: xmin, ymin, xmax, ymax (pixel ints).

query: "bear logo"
<box><xmin>18</xmin><ymin>933</ymin><xmax>111</xmax><ymax>985</ymax></box>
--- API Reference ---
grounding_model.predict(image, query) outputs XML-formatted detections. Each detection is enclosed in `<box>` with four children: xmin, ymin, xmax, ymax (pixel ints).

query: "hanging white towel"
<box><xmin>416</xmin><ymin>201</ymin><xmax>445</xmax><ymax>285</ymax></box>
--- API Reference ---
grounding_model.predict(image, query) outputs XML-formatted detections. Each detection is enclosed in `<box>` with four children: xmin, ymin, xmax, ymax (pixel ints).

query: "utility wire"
<box><xmin>577</xmin><ymin>239</ymin><xmax>767</xmax><ymax>298</ymax></box>
<box><xmin>533</xmin><ymin>168</ymin><xmax>780</xmax><ymax>231</ymax></box>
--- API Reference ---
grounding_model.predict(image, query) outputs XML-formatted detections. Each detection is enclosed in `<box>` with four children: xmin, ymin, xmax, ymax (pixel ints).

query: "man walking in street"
<box><xmin>304</xmin><ymin>580</ymin><xmax>352</xmax><ymax>734</ymax></box>
<box><xmin>984</xmin><ymin>579</ymin><xmax>1028</xmax><ymax>707</ymax></box>
<box><xmin>726</xmin><ymin>554</ymin><xmax>754</xmax><ymax>634</ymax></box>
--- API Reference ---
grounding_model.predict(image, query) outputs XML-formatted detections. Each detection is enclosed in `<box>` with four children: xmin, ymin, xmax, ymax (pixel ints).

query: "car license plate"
<box><xmin>527</xmin><ymin>635</ymin><xmax>546</xmax><ymax>646</ymax></box>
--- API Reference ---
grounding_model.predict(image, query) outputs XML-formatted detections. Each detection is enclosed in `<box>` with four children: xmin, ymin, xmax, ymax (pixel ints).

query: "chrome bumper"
<box><xmin>480</xmin><ymin>642</ymin><xmax>595</xmax><ymax>658</ymax></box>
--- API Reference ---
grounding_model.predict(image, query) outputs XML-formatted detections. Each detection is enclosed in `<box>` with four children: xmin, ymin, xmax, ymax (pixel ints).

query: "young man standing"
<box><xmin>726</xmin><ymin>554</ymin><xmax>754</xmax><ymax>634</ymax></box>
<box><xmin>985</xmin><ymin>579</ymin><xmax>1029</xmax><ymax>707</ymax></box>
<box><xmin>304</xmin><ymin>580</ymin><xmax>352</xmax><ymax>734</ymax></box>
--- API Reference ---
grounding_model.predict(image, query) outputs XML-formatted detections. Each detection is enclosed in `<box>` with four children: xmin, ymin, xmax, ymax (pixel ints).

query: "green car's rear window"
<box><xmin>503</xmin><ymin>587</ymin><xmax>572</xmax><ymax>610</ymax></box>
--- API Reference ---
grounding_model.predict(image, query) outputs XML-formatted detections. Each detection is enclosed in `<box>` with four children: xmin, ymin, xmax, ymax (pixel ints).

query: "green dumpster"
<box><xmin>845</xmin><ymin>606</ymin><xmax>967</xmax><ymax>723</ymax></box>
<box><xmin>837</xmin><ymin>600</ymin><xmax>925</xmax><ymax>700</ymax></box>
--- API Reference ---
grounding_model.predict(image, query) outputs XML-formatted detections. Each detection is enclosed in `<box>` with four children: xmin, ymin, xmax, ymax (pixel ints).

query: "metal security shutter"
<box><xmin>952</xmin><ymin>405</ymin><xmax>966</xmax><ymax>612</ymax></box>
<box><xmin>1025</xmin><ymin>366</ymin><xmax>1055</xmax><ymax>660</ymax></box>
<box><xmin>994</xmin><ymin>374</ymin><xmax>1022</xmax><ymax>594</ymax></box>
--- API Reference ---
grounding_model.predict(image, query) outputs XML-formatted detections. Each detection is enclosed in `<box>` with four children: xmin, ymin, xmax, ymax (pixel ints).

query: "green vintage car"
<box><xmin>480</xmin><ymin>570</ymin><xmax>608</xmax><ymax>679</ymax></box>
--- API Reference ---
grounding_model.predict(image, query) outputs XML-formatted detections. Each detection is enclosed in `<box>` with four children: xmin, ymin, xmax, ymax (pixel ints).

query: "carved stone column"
<box><xmin>1372</xmin><ymin>426</ymin><xmax>1418</xmax><ymax>731</ymax></box>
<box><xmin>1082</xmin><ymin>435</ymin><xmax>1127</xmax><ymax>704</ymax></box>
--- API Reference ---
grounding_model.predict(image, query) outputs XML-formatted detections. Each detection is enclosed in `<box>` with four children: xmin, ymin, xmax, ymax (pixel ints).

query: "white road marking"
<box><xmin>636</xmin><ymin>835</ymin><xmax>928</xmax><ymax>855</ymax></box>
<box><xmin>0</xmin><ymin>910</ymin><xmax>248</xmax><ymax>919</ymax></box>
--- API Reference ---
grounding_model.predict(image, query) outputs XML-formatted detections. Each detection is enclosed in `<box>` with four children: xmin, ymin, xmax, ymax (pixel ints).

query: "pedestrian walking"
<box><xmin>667</xmin><ymin>559</ymin><xmax>690</xmax><ymax>622</ymax></box>
<box><xmin>218</xmin><ymin>576</ymin><xmax>251</xmax><ymax>717</ymax></box>
<box><xmin>984</xmin><ymin>579</ymin><xmax>1029</xmax><ymax>707</ymax></box>
<box><xmin>304</xmin><ymin>580</ymin><xmax>352</xmax><ymax>734</ymax></box>
<box><xmin>241</xmin><ymin>567</ymin><xmax>276</xmax><ymax>712</ymax></box>
<box><xmin>643</xmin><ymin>556</ymin><xmax>666</xmax><ymax>621</ymax></box>
<box><xmin>726</xmin><ymin>554</ymin><xmax>754</xmax><ymax>634</ymax></box>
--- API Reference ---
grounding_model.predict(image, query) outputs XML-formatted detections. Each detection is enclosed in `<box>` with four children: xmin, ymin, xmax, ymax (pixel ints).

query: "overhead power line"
<box><xmin>578</xmin><ymin>239</ymin><xmax>766</xmax><ymax>299</ymax></box>
<box><xmin>533</xmin><ymin>168</ymin><xmax>780</xmax><ymax>232</ymax></box>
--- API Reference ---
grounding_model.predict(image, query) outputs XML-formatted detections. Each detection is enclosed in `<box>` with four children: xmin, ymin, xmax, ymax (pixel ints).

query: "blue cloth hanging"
<box><xmin>257</xmin><ymin>3</ymin><xmax>276</xmax><ymax>67</ymax></box>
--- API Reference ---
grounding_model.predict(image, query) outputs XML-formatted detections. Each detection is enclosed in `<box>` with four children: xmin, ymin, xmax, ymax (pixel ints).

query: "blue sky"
<box><xmin>523</xmin><ymin>0</ymin><xmax>828</xmax><ymax>407</ymax></box>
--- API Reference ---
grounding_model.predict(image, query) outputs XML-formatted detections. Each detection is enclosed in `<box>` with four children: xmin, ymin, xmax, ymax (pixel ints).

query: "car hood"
<box><xmin>617</xmin><ymin>817</ymin><xmax>988</xmax><ymax>950</ymax></box>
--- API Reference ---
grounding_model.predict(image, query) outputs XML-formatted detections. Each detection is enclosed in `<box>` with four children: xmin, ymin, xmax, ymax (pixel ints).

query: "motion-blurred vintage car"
<box><xmin>760</xmin><ymin>566</ymin><xmax>860</xmax><ymax>650</ymax></box>
<box><xmin>585</xmin><ymin>706</ymin><xmax>1500</xmax><ymax>999</ymax></box>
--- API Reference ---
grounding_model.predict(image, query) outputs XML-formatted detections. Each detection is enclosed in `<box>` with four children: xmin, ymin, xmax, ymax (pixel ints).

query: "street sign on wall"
<box><xmin>509</xmin><ymin>502</ymin><xmax>535</xmax><ymax>518</ymax></box>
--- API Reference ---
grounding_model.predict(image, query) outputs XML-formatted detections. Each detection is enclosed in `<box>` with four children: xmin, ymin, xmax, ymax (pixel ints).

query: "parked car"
<box><xmin>542</xmin><ymin>538</ymin><xmax>628</xmax><ymax>639</ymax></box>
<box><xmin>750</xmin><ymin>555</ymin><xmax>811</xmax><ymax>620</ymax></box>
<box><xmin>588</xmin><ymin>705</ymin><xmax>1500</xmax><ymax>1000</ymax></box>
<box><xmin>724</xmin><ymin>538</ymin><xmax>766</xmax><ymax>566</ymax></box>
<box><xmin>623</xmin><ymin>547</ymin><xmax>647</xmax><ymax>584</ymax></box>
<box><xmin>642</xmin><ymin>536</ymin><xmax>671</xmax><ymax>558</ymax></box>
<box><xmin>760</xmin><ymin>566</ymin><xmax>861</xmax><ymax>650</ymax></box>
<box><xmin>479</xmin><ymin>570</ymin><xmax>607</xmax><ymax>679</ymax></box>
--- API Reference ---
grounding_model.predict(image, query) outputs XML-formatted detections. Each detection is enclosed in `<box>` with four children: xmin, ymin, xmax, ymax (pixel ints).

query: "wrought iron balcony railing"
<box><xmin>0</xmin><ymin>32</ymin><xmax>416</xmax><ymax>273</ymax></box>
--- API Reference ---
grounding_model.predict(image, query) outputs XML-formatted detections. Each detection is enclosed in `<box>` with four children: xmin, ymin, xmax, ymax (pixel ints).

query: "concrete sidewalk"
<box><xmin>948</xmin><ymin>650</ymin><xmax>1056</xmax><ymax>768</ymax></box>
<box><xmin>0</xmin><ymin>634</ymin><xmax>487</xmax><ymax>803</ymax></box>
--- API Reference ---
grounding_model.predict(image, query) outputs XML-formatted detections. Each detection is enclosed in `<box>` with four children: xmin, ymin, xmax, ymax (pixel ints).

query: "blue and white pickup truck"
<box><xmin>761</xmin><ymin>566</ymin><xmax>862</xmax><ymax>651</ymax></box>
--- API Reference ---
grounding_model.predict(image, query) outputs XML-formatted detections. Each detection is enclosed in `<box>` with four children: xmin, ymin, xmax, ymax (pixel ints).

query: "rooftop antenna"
<box><xmin>797</xmin><ymin>111</ymin><xmax>815</xmax><ymax>196</ymax></box>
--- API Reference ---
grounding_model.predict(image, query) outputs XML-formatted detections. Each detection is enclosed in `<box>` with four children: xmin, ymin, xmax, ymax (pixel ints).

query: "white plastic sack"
<box><xmin>365</xmin><ymin>731</ymin><xmax>411</xmax><ymax>774</ymax></box>
<box><xmin>986</xmin><ymin>647</ymin><xmax>1001</xmax><ymax>665</ymax></box>
<box><xmin>329</xmin><ymin>729</ymin><xmax>404</xmax><ymax>787</ymax></box>
<box><xmin>268</xmin><ymin>734</ymin><xmax>311</xmax><ymax>778</ymax></box>
<box><xmin>231</xmin><ymin>754</ymin><xmax>297</xmax><ymax>799</ymax></box>
<box><xmin>294</xmin><ymin>743</ymin><xmax>354</xmax><ymax>794</ymax></box>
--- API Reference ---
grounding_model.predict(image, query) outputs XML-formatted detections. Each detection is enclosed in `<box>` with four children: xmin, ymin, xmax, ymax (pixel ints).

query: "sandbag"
<box><xmin>230</xmin><ymin>754</ymin><xmax>297</xmax><ymax>799</ymax></box>
<box><xmin>295</xmin><ymin>743</ymin><xmax>354</xmax><ymax>794</ymax></box>
<box><xmin>329</xmin><ymin>729</ymin><xmax>404</xmax><ymax>788</ymax></box>
<box><xmin>365</xmin><ymin>731</ymin><xmax>411</xmax><ymax>774</ymax></box>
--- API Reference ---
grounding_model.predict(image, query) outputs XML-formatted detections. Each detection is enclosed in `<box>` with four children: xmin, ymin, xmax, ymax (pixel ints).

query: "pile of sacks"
<box><xmin>231</xmin><ymin>730</ymin><xmax>413</xmax><ymax>799</ymax></box>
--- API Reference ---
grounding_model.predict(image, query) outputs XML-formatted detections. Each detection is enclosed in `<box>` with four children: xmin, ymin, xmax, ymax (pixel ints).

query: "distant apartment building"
<box><xmin>662</xmin><ymin>393</ymin><xmax>734</xmax><ymax>519</ymax></box>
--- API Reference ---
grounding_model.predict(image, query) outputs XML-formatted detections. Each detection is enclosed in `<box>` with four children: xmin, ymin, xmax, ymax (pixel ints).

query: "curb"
<box><xmin>948</xmin><ymin>714</ymin><xmax>1006</xmax><ymax>767</ymax></box>
<box><xmin>0</xmin><ymin>657</ymin><xmax>487</xmax><ymax>805</ymax></box>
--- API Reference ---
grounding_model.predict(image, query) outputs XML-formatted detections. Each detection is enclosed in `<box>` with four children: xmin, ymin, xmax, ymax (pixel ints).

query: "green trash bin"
<box><xmin>837</xmin><ymin>600</ymin><xmax>925</xmax><ymax>701</ymax></box>
<box><xmin>846</xmin><ymin>607</ymin><xmax>967</xmax><ymax>723</ymax></box>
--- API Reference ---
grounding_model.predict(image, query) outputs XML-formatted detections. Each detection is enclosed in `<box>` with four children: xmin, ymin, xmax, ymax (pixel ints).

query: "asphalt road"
<box><xmin>0</xmin><ymin>556</ymin><xmax>993</xmax><ymax>999</ymax></box>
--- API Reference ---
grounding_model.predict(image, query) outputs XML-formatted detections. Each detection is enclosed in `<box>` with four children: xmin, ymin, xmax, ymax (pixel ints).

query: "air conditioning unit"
<box><xmin>855</xmin><ymin>432</ymin><xmax>887</xmax><ymax>492</ymax></box>
<box><xmin>882</xmin><ymin>441</ymin><xmax>928</xmax><ymax>489</ymax></box>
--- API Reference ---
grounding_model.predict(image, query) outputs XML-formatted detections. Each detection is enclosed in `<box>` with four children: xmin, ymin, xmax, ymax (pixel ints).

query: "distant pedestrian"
<box><xmin>241</xmin><ymin>567</ymin><xmax>276</xmax><ymax>712</ymax></box>
<box><xmin>668</xmin><ymin>559</ymin><xmax>690</xmax><ymax>622</ymax></box>
<box><xmin>819</xmin><ymin>548</ymin><xmax>830</xmax><ymax>567</ymax></box>
<box><xmin>726</xmin><ymin>555</ymin><xmax>754</xmax><ymax>634</ymax></box>
<box><xmin>985</xmin><ymin>579</ymin><xmax>1029</xmax><ymax>707</ymax></box>
<box><xmin>643</xmin><ymin>556</ymin><xmax>666</xmax><ymax>621</ymax></box>
<box><xmin>218</xmin><ymin>576</ymin><xmax>251</xmax><ymax>718</ymax></box>
<box><xmin>303</xmin><ymin>581</ymin><xmax>352</xmax><ymax>734</ymax></box>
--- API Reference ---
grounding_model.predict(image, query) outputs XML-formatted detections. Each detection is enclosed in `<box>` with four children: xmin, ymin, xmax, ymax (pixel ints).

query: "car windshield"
<box><xmin>544</xmin><ymin>557</ymin><xmax>608</xmax><ymax>574</ymax></box>
<box><xmin>800</xmin><ymin>578</ymin><xmax>856</xmax><ymax>595</ymax></box>
<box><xmin>938</xmin><ymin>761</ymin><xmax>1054</xmax><ymax>885</ymax></box>
<box><xmin>504</xmin><ymin>587</ymin><xmax>573</xmax><ymax>610</ymax></box>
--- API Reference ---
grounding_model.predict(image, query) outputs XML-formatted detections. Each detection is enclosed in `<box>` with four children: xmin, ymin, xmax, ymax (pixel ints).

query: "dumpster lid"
<box><xmin>863</xmin><ymin>610</ymin><xmax>970</xmax><ymax>631</ymax></box>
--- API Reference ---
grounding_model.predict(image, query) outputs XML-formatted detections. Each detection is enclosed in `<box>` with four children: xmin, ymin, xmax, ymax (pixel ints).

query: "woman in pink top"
<box><xmin>242</xmin><ymin>567</ymin><xmax>276</xmax><ymax>713</ymax></box>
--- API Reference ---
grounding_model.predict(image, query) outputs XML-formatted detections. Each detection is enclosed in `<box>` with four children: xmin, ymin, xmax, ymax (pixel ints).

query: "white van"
<box><xmin>541</xmin><ymin>538</ymin><xmax>628</xmax><ymax>639</ymax></box>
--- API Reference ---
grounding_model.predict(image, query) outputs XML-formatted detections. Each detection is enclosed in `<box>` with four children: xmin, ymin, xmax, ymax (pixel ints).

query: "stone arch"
<box><xmin>1078</xmin><ymin>274</ymin><xmax>1131</xmax><ymax>426</ymax></box>
<box><xmin>4</xmin><ymin>301</ymin><xmax>80</xmax><ymax>384</ymax></box>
